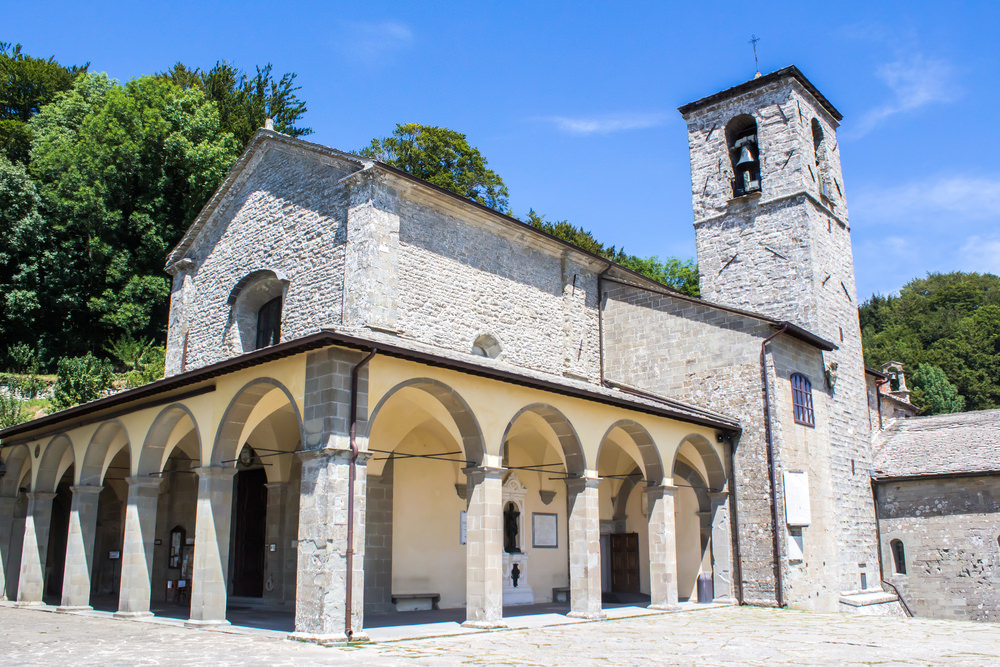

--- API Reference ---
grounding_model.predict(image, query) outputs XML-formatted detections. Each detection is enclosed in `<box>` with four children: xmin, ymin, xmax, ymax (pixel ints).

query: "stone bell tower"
<box><xmin>679</xmin><ymin>67</ymin><xmax>882</xmax><ymax>599</ymax></box>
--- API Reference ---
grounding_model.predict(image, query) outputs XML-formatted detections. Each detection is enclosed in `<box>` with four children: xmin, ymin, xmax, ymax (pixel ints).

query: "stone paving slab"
<box><xmin>4</xmin><ymin>603</ymin><xmax>1000</xmax><ymax>666</ymax></box>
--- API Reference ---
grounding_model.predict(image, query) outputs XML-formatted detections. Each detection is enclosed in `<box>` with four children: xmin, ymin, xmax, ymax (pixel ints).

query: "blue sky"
<box><xmin>8</xmin><ymin>1</ymin><xmax>1000</xmax><ymax>299</ymax></box>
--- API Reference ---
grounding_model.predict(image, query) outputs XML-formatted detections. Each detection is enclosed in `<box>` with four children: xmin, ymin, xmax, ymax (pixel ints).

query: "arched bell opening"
<box><xmin>364</xmin><ymin>380</ymin><xmax>484</xmax><ymax>619</ymax></box>
<box><xmin>498</xmin><ymin>404</ymin><xmax>581</xmax><ymax>608</ymax></box>
<box><xmin>726</xmin><ymin>114</ymin><xmax>761</xmax><ymax>197</ymax></box>
<box><xmin>597</xmin><ymin>422</ymin><xmax>661</xmax><ymax>604</ymax></box>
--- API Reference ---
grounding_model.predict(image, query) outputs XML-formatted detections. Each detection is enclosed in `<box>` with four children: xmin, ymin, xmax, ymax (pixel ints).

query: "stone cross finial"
<box><xmin>265</xmin><ymin>118</ymin><xmax>274</xmax><ymax>131</ymax></box>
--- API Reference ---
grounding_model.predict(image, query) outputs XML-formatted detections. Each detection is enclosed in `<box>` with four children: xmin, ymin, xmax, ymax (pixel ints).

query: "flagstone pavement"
<box><xmin>3</xmin><ymin>602</ymin><xmax>1000</xmax><ymax>666</ymax></box>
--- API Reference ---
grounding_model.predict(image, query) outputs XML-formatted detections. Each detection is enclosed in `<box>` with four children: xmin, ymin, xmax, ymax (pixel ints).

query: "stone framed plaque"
<box><xmin>532</xmin><ymin>512</ymin><xmax>558</xmax><ymax>548</ymax></box>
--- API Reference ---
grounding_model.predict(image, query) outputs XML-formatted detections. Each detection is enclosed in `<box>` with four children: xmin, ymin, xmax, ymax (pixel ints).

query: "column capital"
<box><xmin>26</xmin><ymin>492</ymin><xmax>56</xmax><ymax>502</ymax></box>
<box><xmin>70</xmin><ymin>485</ymin><xmax>104</xmax><ymax>496</ymax></box>
<box><xmin>296</xmin><ymin>447</ymin><xmax>353</xmax><ymax>463</ymax></box>
<box><xmin>462</xmin><ymin>465</ymin><xmax>504</xmax><ymax>484</ymax></box>
<box><xmin>193</xmin><ymin>466</ymin><xmax>237</xmax><ymax>481</ymax></box>
<box><xmin>708</xmin><ymin>490</ymin><xmax>729</xmax><ymax>501</ymax></box>
<box><xmin>644</xmin><ymin>483</ymin><xmax>677</xmax><ymax>499</ymax></box>
<box><xmin>124</xmin><ymin>475</ymin><xmax>164</xmax><ymax>489</ymax></box>
<box><xmin>0</xmin><ymin>495</ymin><xmax>18</xmax><ymax>508</ymax></box>
<box><xmin>564</xmin><ymin>476</ymin><xmax>601</xmax><ymax>494</ymax></box>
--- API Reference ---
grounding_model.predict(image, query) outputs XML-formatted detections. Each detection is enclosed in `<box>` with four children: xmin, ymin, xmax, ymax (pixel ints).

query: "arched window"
<box><xmin>726</xmin><ymin>114</ymin><xmax>761</xmax><ymax>197</ymax></box>
<box><xmin>471</xmin><ymin>334</ymin><xmax>502</xmax><ymax>359</ymax></box>
<box><xmin>227</xmin><ymin>269</ymin><xmax>288</xmax><ymax>354</ymax></box>
<box><xmin>791</xmin><ymin>373</ymin><xmax>815</xmax><ymax>427</ymax></box>
<box><xmin>890</xmin><ymin>539</ymin><xmax>906</xmax><ymax>575</ymax></box>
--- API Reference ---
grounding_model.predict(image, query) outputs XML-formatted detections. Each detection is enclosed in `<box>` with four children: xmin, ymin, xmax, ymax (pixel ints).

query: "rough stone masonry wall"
<box><xmin>391</xmin><ymin>188</ymin><xmax>601</xmax><ymax>381</ymax></box>
<box><xmin>165</xmin><ymin>144</ymin><xmax>355</xmax><ymax>375</ymax></box>
<box><xmin>685</xmin><ymin>77</ymin><xmax>880</xmax><ymax>596</ymax></box>
<box><xmin>602</xmin><ymin>281</ymin><xmax>781</xmax><ymax>604</ymax></box>
<box><xmin>876</xmin><ymin>476</ymin><xmax>1000</xmax><ymax>622</ymax></box>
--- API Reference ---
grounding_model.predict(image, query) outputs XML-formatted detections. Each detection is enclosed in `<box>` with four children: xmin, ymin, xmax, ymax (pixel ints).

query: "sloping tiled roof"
<box><xmin>872</xmin><ymin>409</ymin><xmax>1000</xmax><ymax>479</ymax></box>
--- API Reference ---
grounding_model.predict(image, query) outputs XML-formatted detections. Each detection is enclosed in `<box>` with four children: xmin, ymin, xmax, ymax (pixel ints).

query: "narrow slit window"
<box><xmin>791</xmin><ymin>373</ymin><xmax>815</xmax><ymax>427</ymax></box>
<box><xmin>890</xmin><ymin>539</ymin><xmax>906</xmax><ymax>575</ymax></box>
<box><xmin>256</xmin><ymin>296</ymin><xmax>282</xmax><ymax>349</ymax></box>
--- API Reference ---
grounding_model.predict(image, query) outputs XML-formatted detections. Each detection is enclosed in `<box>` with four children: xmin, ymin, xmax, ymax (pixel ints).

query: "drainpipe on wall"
<box><xmin>346</xmin><ymin>347</ymin><xmax>377</xmax><ymax>640</ymax></box>
<box><xmin>597</xmin><ymin>262</ymin><xmax>613</xmax><ymax>386</ymax></box>
<box><xmin>760</xmin><ymin>324</ymin><xmax>788</xmax><ymax>608</ymax></box>
<box><xmin>870</xmin><ymin>479</ymin><xmax>913</xmax><ymax>617</ymax></box>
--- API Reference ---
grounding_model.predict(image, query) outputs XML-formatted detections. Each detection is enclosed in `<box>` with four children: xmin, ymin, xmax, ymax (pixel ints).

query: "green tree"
<box><xmin>361</xmin><ymin>123</ymin><xmax>510</xmax><ymax>212</ymax></box>
<box><xmin>105</xmin><ymin>336</ymin><xmax>165</xmax><ymax>388</ymax></box>
<box><xmin>0</xmin><ymin>154</ymin><xmax>45</xmax><ymax>352</ymax></box>
<box><xmin>163</xmin><ymin>61</ymin><xmax>311</xmax><ymax>148</ymax></box>
<box><xmin>26</xmin><ymin>72</ymin><xmax>239</xmax><ymax>359</ymax></box>
<box><xmin>52</xmin><ymin>353</ymin><xmax>115</xmax><ymax>410</ymax></box>
<box><xmin>0</xmin><ymin>42</ymin><xmax>87</xmax><ymax>164</ymax></box>
<box><xmin>910</xmin><ymin>363</ymin><xmax>965</xmax><ymax>414</ymax></box>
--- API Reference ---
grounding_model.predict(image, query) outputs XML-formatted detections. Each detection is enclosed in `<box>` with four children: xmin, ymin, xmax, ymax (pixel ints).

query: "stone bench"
<box><xmin>552</xmin><ymin>586</ymin><xmax>571</xmax><ymax>603</ymax></box>
<box><xmin>391</xmin><ymin>593</ymin><xmax>441</xmax><ymax>612</ymax></box>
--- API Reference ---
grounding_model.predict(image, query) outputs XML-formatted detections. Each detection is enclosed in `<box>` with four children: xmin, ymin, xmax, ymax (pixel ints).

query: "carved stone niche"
<box><xmin>502</xmin><ymin>472</ymin><xmax>534</xmax><ymax>605</ymax></box>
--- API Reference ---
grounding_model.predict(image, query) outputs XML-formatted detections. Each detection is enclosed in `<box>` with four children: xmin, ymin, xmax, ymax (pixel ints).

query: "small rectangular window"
<box><xmin>256</xmin><ymin>296</ymin><xmax>282</xmax><ymax>349</ymax></box>
<box><xmin>791</xmin><ymin>373</ymin><xmax>815</xmax><ymax>427</ymax></box>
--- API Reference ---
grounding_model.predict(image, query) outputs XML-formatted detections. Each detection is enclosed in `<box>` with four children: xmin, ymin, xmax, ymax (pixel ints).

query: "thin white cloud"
<box><xmin>851</xmin><ymin>54</ymin><xmax>959</xmax><ymax>137</ymax></box>
<box><xmin>854</xmin><ymin>175</ymin><xmax>1000</xmax><ymax>224</ymax></box>
<box><xmin>541</xmin><ymin>113</ymin><xmax>667</xmax><ymax>135</ymax></box>
<box><xmin>341</xmin><ymin>21</ymin><xmax>413</xmax><ymax>65</ymax></box>
<box><xmin>960</xmin><ymin>235</ymin><xmax>1000</xmax><ymax>275</ymax></box>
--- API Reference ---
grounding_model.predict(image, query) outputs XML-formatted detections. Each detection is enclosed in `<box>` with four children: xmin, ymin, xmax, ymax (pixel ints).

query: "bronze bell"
<box><xmin>737</xmin><ymin>144</ymin><xmax>755</xmax><ymax>166</ymax></box>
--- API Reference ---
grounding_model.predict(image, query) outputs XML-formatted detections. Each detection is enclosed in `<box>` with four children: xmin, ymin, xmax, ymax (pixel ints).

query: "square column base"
<box><xmin>566</xmin><ymin>610</ymin><xmax>606</xmax><ymax>620</ymax></box>
<box><xmin>184</xmin><ymin>619</ymin><xmax>230</xmax><ymax>628</ymax></box>
<box><xmin>288</xmin><ymin>630</ymin><xmax>370</xmax><ymax>644</ymax></box>
<box><xmin>460</xmin><ymin>620</ymin><xmax>507</xmax><ymax>630</ymax></box>
<box><xmin>648</xmin><ymin>603</ymin><xmax>682</xmax><ymax>611</ymax></box>
<box><xmin>15</xmin><ymin>601</ymin><xmax>44</xmax><ymax>608</ymax></box>
<box><xmin>56</xmin><ymin>605</ymin><xmax>92</xmax><ymax>613</ymax></box>
<box><xmin>114</xmin><ymin>610</ymin><xmax>153</xmax><ymax>619</ymax></box>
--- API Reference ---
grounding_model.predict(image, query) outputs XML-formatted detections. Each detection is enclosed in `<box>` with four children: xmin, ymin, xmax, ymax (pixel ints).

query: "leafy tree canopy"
<box><xmin>861</xmin><ymin>271</ymin><xmax>1000</xmax><ymax>413</ymax></box>
<box><xmin>361</xmin><ymin>123</ymin><xmax>510</xmax><ymax>212</ymax></box>
<box><xmin>22</xmin><ymin>72</ymin><xmax>239</xmax><ymax>361</ymax></box>
<box><xmin>0</xmin><ymin>42</ymin><xmax>87</xmax><ymax>164</ymax></box>
<box><xmin>163</xmin><ymin>61</ymin><xmax>311</xmax><ymax>148</ymax></box>
<box><xmin>910</xmin><ymin>363</ymin><xmax>965</xmax><ymax>414</ymax></box>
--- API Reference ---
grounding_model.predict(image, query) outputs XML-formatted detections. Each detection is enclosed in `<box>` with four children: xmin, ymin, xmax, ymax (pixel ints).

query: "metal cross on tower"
<box><xmin>749</xmin><ymin>34</ymin><xmax>761</xmax><ymax>77</ymax></box>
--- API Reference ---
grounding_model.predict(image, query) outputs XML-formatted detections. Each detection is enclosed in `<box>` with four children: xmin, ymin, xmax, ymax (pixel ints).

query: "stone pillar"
<box><xmin>116</xmin><ymin>477</ymin><xmax>162</xmax><ymax>617</ymax></box>
<box><xmin>708</xmin><ymin>491</ymin><xmax>734</xmax><ymax>603</ymax></box>
<box><xmin>186</xmin><ymin>466</ymin><xmax>236</xmax><ymax>626</ymax></box>
<box><xmin>58</xmin><ymin>485</ymin><xmax>103</xmax><ymax>610</ymax></box>
<box><xmin>263</xmin><ymin>481</ymin><xmax>285</xmax><ymax>603</ymax></box>
<box><xmin>647</xmin><ymin>484</ymin><xmax>679</xmax><ymax>610</ymax></box>
<box><xmin>290</xmin><ymin>448</ymin><xmax>369</xmax><ymax>644</ymax></box>
<box><xmin>17</xmin><ymin>492</ymin><xmax>56</xmax><ymax>605</ymax></box>
<box><xmin>0</xmin><ymin>497</ymin><xmax>19</xmax><ymax>600</ymax></box>
<box><xmin>565</xmin><ymin>476</ymin><xmax>604</xmax><ymax>619</ymax></box>
<box><xmin>463</xmin><ymin>465</ymin><xmax>505</xmax><ymax>628</ymax></box>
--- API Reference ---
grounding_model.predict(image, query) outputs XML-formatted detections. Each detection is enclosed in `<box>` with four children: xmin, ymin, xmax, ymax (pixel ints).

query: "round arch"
<box><xmin>366</xmin><ymin>377</ymin><xmax>486</xmax><ymax>466</ymax></box>
<box><xmin>500</xmin><ymin>403</ymin><xmax>585</xmax><ymax>476</ymax></box>
<box><xmin>138</xmin><ymin>404</ymin><xmax>202</xmax><ymax>475</ymax></box>
<box><xmin>0</xmin><ymin>444</ymin><xmax>32</xmax><ymax>497</ymax></box>
<box><xmin>212</xmin><ymin>377</ymin><xmax>304</xmax><ymax>467</ymax></box>
<box><xmin>80</xmin><ymin>420</ymin><xmax>130</xmax><ymax>486</ymax></box>
<box><xmin>597</xmin><ymin>419</ymin><xmax>665</xmax><ymax>485</ymax></box>
<box><xmin>668</xmin><ymin>434</ymin><xmax>726</xmax><ymax>492</ymax></box>
<box><xmin>34</xmin><ymin>434</ymin><xmax>75</xmax><ymax>493</ymax></box>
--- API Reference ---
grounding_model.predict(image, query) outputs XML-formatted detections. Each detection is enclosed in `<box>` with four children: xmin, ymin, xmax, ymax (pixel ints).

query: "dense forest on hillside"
<box><xmin>0</xmin><ymin>42</ymin><xmax>697</xmax><ymax>424</ymax></box>
<box><xmin>860</xmin><ymin>272</ymin><xmax>1000</xmax><ymax>415</ymax></box>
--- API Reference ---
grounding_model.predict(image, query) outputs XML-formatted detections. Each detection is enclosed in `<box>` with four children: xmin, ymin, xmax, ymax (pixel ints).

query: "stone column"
<box><xmin>0</xmin><ymin>496</ymin><xmax>18</xmax><ymax>600</ymax></box>
<box><xmin>646</xmin><ymin>484</ymin><xmax>679</xmax><ymax>610</ymax></box>
<box><xmin>290</xmin><ymin>448</ymin><xmax>369</xmax><ymax>643</ymax></box>
<box><xmin>116</xmin><ymin>477</ymin><xmax>162</xmax><ymax>617</ymax></box>
<box><xmin>58</xmin><ymin>485</ymin><xmax>103</xmax><ymax>610</ymax></box>
<box><xmin>186</xmin><ymin>466</ymin><xmax>236</xmax><ymax>627</ymax></box>
<box><xmin>565</xmin><ymin>476</ymin><xmax>604</xmax><ymax>619</ymax></box>
<box><xmin>263</xmin><ymin>481</ymin><xmax>285</xmax><ymax>603</ymax></box>
<box><xmin>17</xmin><ymin>492</ymin><xmax>56</xmax><ymax>605</ymax></box>
<box><xmin>463</xmin><ymin>465</ymin><xmax>505</xmax><ymax>628</ymax></box>
<box><xmin>709</xmin><ymin>491</ymin><xmax>734</xmax><ymax>603</ymax></box>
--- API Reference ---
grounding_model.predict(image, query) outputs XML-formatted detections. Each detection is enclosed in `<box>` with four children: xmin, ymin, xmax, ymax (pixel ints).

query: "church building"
<box><xmin>0</xmin><ymin>66</ymin><xmax>903</xmax><ymax>644</ymax></box>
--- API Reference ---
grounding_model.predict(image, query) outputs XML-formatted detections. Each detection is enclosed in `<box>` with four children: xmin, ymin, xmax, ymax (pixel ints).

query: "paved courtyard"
<box><xmin>4</xmin><ymin>602</ymin><xmax>1000</xmax><ymax>666</ymax></box>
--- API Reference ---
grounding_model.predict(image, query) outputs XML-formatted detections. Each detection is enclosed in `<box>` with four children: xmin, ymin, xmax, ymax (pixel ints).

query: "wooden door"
<box><xmin>610</xmin><ymin>532</ymin><xmax>640</xmax><ymax>593</ymax></box>
<box><xmin>231</xmin><ymin>468</ymin><xmax>267</xmax><ymax>597</ymax></box>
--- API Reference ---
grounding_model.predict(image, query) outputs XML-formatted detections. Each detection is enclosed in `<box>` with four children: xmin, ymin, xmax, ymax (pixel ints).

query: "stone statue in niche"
<box><xmin>511</xmin><ymin>563</ymin><xmax>521</xmax><ymax>588</ymax></box>
<box><xmin>504</xmin><ymin>502</ymin><xmax>520</xmax><ymax>553</ymax></box>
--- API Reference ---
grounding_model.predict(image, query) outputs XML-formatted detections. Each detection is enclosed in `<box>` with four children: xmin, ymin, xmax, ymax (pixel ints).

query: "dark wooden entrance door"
<box><xmin>231</xmin><ymin>468</ymin><xmax>267</xmax><ymax>597</ymax></box>
<box><xmin>610</xmin><ymin>532</ymin><xmax>640</xmax><ymax>593</ymax></box>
